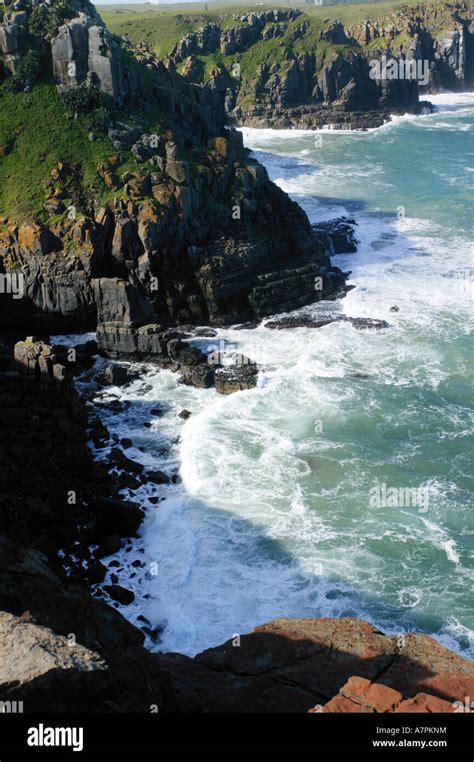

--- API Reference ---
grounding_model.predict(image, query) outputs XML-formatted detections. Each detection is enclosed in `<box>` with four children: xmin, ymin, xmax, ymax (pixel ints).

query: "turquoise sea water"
<box><xmin>72</xmin><ymin>93</ymin><xmax>474</xmax><ymax>657</ymax></box>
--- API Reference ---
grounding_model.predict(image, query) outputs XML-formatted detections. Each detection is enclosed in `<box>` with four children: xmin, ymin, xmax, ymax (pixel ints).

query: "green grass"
<box><xmin>304</xmin><ymin>0</ymin><xmax>423</xmax><ymax>24</ymax></box>
<box><xmin>0</xmin><ymin>0</ymin><xmax>463</xmax><ymax>223</ymax></box>
<box><xmin>101</xmin><ymin>10</ymin><xmax>218</xmax><ymax>58</ymax></box>
<box><xmin>0</xmin><ymin>83</ymin><xmax>131</xmax><ymax>223</ymax></box>
<box><xmin>101</xmin><ymin>0</ymin><xmax>463</xmax><ymax>111</ymax></box>
<box><xmin>101</xmin><ymin>1</ymin><xmax>456</xmax><ymax>63</ymax></box>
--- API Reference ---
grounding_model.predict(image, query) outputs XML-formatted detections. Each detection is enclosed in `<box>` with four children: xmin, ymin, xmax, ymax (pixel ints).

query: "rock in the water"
<box><xmin>215</xmin><ymin>361</ymin><xmax>258</xmax><ymax>394</ymax></box>
<box><xmin>265</xmin><ymin>315</ymin><xmax>389</xmax><ymax>331</ymax></box>
<box><xmin>349</xmin><ymin>317</ymin><xmax>389</xmax><ymax>331</ymax></box>
<box><xmin>179</xmin><ymin>364</ymin><xmax>215</xmax><ymax>389</ymax></box>
<box><xmin>104</xmin><ymin>365</ymin><xmax>134</xmax><ymax>386</ymax></box>
<box><xmin>265</xmin><ymin>316</ymin><xmax>339</xmax><ymax>330</ymax></box>
<box><xmin>85</xmin><ymin>560</ymin><xmax>107</xmax><ymax>584</ymax></box>
<box><xmin>145</xmin><ymin>469</ymin><xmax>170</xmax><ymax>485</ymax></box>
<box><xmin>107</xmin><ymin>447</ymin><xmax>144</xmax><ymax>476</ymax></box>
<box><xmin>95</xmin><ymin>497</ymin><xmax>144</xmax><ymax>538</ymax></box>
<box><xmin>103</xmin><ymin>584</ymin><xmax>135</xmax><ymax>606</ymax></box>
<box><xmin>312</xmin><ymin>217</ymin><xmax>358</xmax><ymax>255</ymax></box>
<box><xmin>95</xmin><ymin>534</ymin><xmax>122</xmax><ymax>557</ymax></box>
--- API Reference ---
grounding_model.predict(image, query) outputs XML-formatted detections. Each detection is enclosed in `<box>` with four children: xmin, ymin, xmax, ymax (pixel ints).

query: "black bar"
<box><xmin>0</xmin><ymin>712</ymin><xmax>472</xmax><ymax>755</ymax></box>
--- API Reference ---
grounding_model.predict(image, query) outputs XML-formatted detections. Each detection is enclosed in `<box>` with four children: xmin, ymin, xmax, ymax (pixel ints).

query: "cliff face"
<box><xmin>163</xmin><ymin>3</ymin><xmax>474</xmax><ymax>129</ymax></box>
<box><xmin>0</xmin><ymin>338</ymin><xmax>175</xmax><ymax>711</ymax></box>
<box><xmin>0</xmin><ymin>1</ymin><xmax>346</xmax><ymax>355</ymax></box>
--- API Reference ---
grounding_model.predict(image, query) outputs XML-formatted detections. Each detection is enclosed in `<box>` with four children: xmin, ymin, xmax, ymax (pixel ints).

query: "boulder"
<box><xmin>85</xmin><ymin>560</ymin><xmax>107</xmax><ymax>584</ymax></box>
<box><xmin>103</xmin><ymin>584</ymin><xmax>135</xmax><ymax>606</ymax></box>
<box><xmin>0</xmin><ymin>611</ymin><xmax>110</xmax><ymax>712</ymax></box>
<box><xmin>104</xmin><ymin>365</ymin><xmax>134</xmax><ymax>386</ymax></box>
<box><xmin>214</xmin><ymin>361</ymin><xmax>258</xmax><ymax>394</ymax></box>
<box><xmin>94</xmin><ymin>496</ymin><xmax>144</xmax><ymax>538</ymax></box>
<box><xmin>312</xmin><ymin>217</ymin><xmax>358</xmax><ymax>255</ymax></box>
<box><xmin>179</xmin><ymin>364</ymin><xmax>215</xmax><ymax>389</ymax></box>
<box><xmin>145</xmin><ymin>470</ymin><xmax>170</xmax><ymax>485</ymax></box>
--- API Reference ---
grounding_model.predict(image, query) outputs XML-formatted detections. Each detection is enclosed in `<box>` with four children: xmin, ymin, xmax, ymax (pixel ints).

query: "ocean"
<box><xmin>65</xmin><ymin>93</ymin><xmax>474</xmax><ymax>658</ymax></box>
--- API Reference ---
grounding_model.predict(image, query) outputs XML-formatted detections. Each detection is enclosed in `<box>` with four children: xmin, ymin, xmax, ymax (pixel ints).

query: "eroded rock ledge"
<box><xmin>156</xmin><ymin>617</ymin><xmax>474</xmax><ymax>713</ymax></box>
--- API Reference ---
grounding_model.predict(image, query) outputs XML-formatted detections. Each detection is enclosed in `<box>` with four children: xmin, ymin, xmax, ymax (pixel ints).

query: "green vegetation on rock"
<box><xmin>0</xmin><ymin>82</ymin><xmax>132</xmax><ymax>222</ymax></box>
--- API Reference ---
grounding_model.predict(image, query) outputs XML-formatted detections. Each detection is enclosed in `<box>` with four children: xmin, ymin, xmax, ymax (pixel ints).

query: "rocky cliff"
<box><xmin>0</xmin><ymin>0</ymin><xmax>346</xmax><ymax>360</ymax></box>
<box><xmin>156</xmin><ymin>2</ymin><xmax>474</xmax><ymax>129</ymax></box>
<box><xmin>0</xmin><ymin>338</ymin><xmax>472</xmax><ymax>713</ymax></box>
<box><xmin>1</xmin><ymin>1</ymin><xmax>472</xmax><ymax>717</ymax></box>
<box><xmin>0</xmin><ymin>337</ymin><xmax>174</xmax><ymax>710</ymax></box>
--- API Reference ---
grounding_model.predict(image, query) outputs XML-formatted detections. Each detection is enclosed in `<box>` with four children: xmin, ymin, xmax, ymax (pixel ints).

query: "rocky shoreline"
<box><xmin>1</xmin><ymin>335</ymin><xmax>473</xmax><ymax>713</ymax></box>
<box><xmin>0</xmin><ymin>0</ymin><xmax>472</xmax><ymax>715</ymax></box>
<box><xmin>229</xmin><ymin>100</ymin><xmax>435</xmax><ymax>131</ymax></box>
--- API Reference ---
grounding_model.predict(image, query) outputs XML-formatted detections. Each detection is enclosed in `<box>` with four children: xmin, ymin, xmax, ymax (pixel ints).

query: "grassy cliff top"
<box><xmin>100</xmin><ymin>1</ymin><xmax>461</xmax><ymax>62</ymax></box>
<box><xmin>0</xmin><ymin>83</ymin><xmax>123</xmax><ymax>222</ymax></box>
<box><xmin>100</xmin><ymin>0</ymin><xmax>457</xmax><ymax>47</ymax></box>
<box><xmin>99</xmin><ymin>1</ymin><xmax>467</xmax><ymax>103</ymax></box>
<box><xmin>0</xmin><ymin>3</ymin><xmax>180</xmax><ymax>224</ymax></box>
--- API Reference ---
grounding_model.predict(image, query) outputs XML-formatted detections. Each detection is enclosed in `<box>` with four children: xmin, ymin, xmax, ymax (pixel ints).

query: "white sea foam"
<box><xmin>73</xmin><ymin>96</ymin><xmax>474</xmax><ymax>659</ymax></box>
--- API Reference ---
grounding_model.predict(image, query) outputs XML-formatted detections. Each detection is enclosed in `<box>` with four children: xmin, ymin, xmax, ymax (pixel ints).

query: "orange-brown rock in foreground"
<box><xmin>156</xmin><ymin>618</ymin><xmax>474</xmax><ymax>713</ymax></box>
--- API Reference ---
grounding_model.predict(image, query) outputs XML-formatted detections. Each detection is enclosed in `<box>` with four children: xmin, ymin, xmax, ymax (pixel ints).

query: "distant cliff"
<box><xmin>0</xmin><ymin>0</ymin><xmax>346</xmax><ymax>349</ymax></box>
<box><xmin>124</xmin><ymin>2</ymin><xmax>474</xmax><ymax>129</ymax></box>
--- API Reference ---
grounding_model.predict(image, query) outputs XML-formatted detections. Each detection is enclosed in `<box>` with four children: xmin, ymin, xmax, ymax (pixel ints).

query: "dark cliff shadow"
<box><xmin>155</xmin><ymin>625</ymin><xmax>469</xmax><ymax>712</ymax></box>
